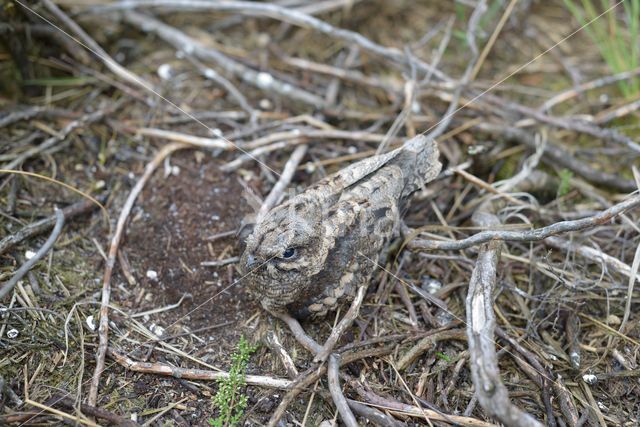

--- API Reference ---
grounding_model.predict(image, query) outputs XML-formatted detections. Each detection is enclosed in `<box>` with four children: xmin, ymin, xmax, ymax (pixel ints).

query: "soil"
<box><xmin>109</xmin><ymin>151</ymin><xmax>260</xmax><ymax>423</ymax></box>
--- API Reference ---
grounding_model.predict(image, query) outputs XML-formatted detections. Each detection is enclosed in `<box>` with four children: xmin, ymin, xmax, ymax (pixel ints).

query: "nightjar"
<box><xmin>241</xmin><ymin>135</ymin><xmax>441</xmax><ymax>319</ymax></box>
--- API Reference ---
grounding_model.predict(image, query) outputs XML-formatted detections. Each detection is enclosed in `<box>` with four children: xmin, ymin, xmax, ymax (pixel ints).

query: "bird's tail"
<box><xmin>393</xmin><ymin>135</ymin><xmax>442</xmax><ymax>199</ymax></box>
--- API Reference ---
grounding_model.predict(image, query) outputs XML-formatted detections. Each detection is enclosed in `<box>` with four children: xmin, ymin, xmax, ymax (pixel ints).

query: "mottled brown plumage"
<box><xmin>241</xmin><ymin>135</ymin><xmax>441</xmax><ymax>319</ymax></box>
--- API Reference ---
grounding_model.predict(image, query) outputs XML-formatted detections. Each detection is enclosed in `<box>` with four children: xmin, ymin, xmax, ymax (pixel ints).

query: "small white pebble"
<box><xmin>211</xmin><ymin>214</ymin><xmax>220</xmax><ymax>221</ymax></box>
<box><xmin>304</xmin><ymin>162</ymin><xmax>316</xmax><ymax>174</ymax></box>
<box><xmin>211</xmin><ymin>128</ymin><xmax>223</xmax><ymax>137</ymax></box>
<box><xmin>25</xmin><ymin>250</ymin><xmax>36</xmax><ymax>260</ymax></box>
<box><xmin>7</xmin><ymin>328</ymin><xmax>19</xmax><ymax>339</ymax></box>
<box><xmin>582</xmin><ymin>374</ymin><xmax>597</xmax><ymax>384</ymax></box>
<box><xmin>259</xmin><ymin>98</ymin><xmax>272</xmax><ymax>110</ymax></box>
<box><xmin>256</xmin><ymin>33</ymin><xmax>270</xmax><ymax>46</ymax></box>
<box><xmin>150</xmin><ymin>323</ymin><xmax>165</xmax><ymax>337</ymax></box>
<box><xmin>86</xmin><ymin>315</ymin><xmax>96</xmax><ymax>331</ymax></box>
<box><xmin>256</xmin><ymin>72</ymin><xmax>274</xmax><ymax>88</ymax></box>
<box><xmin>597</xmin><ymin>401</ymin><xmax>608</xmax><ymax>411</ymax></box>
<box><xmin>146</xmin><ymin>270</ymin><xmax>158</xmax><ymax>280</ymax></box>
<box><xmin>422</xmin><ymin>277</ymin><xmax>442</xmax><ymax>294</ymax></box>
<box><xmin>204</xmin><ymin>68</ymin><xmax>218</xmax><ymax>79</ymax></box>
<box><xmin>171</xmin><ymin>166</ymin><xmax>180</xmax><ymax>176</ymax></box>
<box><xmin>347</xmin><ymin>146</ymin><xmax>358</xmax><ymax>154</ymax></box>
<box><xmin>411</xmin><ymin>100</ymin><xmax>421</xmax><ymax>113</ymax></box>
<box><xmin>157</xmin><ymin>63</ymin><xmax>173</xmax><ymax>80</ymax></box>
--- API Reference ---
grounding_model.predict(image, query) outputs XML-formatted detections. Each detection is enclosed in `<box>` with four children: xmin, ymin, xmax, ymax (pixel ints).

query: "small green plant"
<box><xmin>435</xmin><ymin>351</ymin><xmax>451</xmax><ymax>362</ymax></box>
<box><xmin>557</xmin><ymin>169</ymin><xmax>574</xmax><ymax>198</ymax></box>
<box><xmin>210</xmin><ymin>336</ymin><xmax>258</xmax><ymax>427</ymax></box>
<box><xmin>564</xmin><ymin>0</ymin><xmax>640</xmax><ymax>98</ymax></box>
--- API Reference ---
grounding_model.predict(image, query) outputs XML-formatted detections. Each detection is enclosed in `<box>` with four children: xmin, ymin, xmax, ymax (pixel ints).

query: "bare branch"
<box><xmin>0</xmin><ymin>210</ymin><xmax>64</xmax><ymax>300</ymax></box>
<box><xmin>328</xmin><ymin>354</ymin><xmax>358</xmax><ymax>427</ymax></box>
<box><xmin>409</xmin><ymin>193</ymin><xmax>640</xmax><ymax>251</ymax></box>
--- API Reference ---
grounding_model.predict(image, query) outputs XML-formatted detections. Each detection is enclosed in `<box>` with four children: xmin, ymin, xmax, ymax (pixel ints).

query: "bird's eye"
<box><xmin>282</xmin><ymin>247</ymin><xmax>296</xmax><ymax>259</ymax></box>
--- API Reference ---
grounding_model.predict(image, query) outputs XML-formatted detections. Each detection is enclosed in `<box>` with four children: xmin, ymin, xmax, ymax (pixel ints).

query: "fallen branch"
<box><xmin>409</xmin><ymin>192</ymin><xmax>640</xmax><ymax>251</ymax></box>
<box><xmin>123</xmin><ymin>11</ymin><xmax>326</xmax><ymax>107</ymax></box>
<box><xmin>88</xmin><ymin>143</ymin><xmax>185</xmax><ymax>405</ymax></box>
<box><xmin>257</xmin><ymin>144</ymin><xmax>308</xmax><ymax>223</ymax></box>
<box><xmin>93</xmin><ymin>0</ymin><xmax>451</xmax><ymax>83</ymax></box>
<box><xmin>0</xmin><ymin>197</ymin><xmax>100</xmax><ymax>256</ymax></box>
<box><xmin>108</xmin><ymin>347</ymin><xmax>291</xmax><ymax>388</ymax></box>
<box><xmin>266</xmin><ymin>345</ymin><xmax>395</xmax><ymax>427</ymax></box>
<box><xmin>0</xmin><ymin>210</ymin><xmax>64</xmax><ymax>300</ymax></box>
<box><xmin>328</xmin><ymin>354</ymin><xmax>358</xmax><ymax>427</ymax></box>
<box><xmin>466</xmin><ymin>236</ymin><xmax>542</xmax><ymax>427</ymax></box>
<box><xmin>28</xmin><ymin>0</ymin><xmax>156</xmax><ymax>93</ymax></box>
<box><xmin>477</xmin><ymin>124</ymin><xmax>637</xmax><ymax>192</ymax></box>
<box><xmin>2</xmin><ymin>109</ymin><xmax>109</xmax><ymax>170</ymax></box>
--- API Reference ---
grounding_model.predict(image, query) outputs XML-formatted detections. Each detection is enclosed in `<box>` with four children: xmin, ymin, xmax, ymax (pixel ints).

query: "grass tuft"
<box><xmin>564</xmin><ymin>0</ymin><xmax>640</xmax><ymax>98</ymax></box>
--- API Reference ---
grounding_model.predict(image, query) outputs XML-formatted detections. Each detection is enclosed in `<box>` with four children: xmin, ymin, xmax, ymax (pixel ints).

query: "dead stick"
<box><xmin>0</xmin><ymin>210</ymin><xmax>64</xmax><ymax>300</ymax></box>
<box><xmin>50</xmin><ymin>394</ymin><xmax>139</xmax><ymax>427</ymax></box>
<box><xmin>267</xmin><ymin>345</ymin><xmax>395</xmax><ymax>427</ymax></box>
<box><xmin>409</xmin><ymin>192</ymin><xmax>640</xmax><ymax>251</ymax></box>
<box><xmin>107</xmin><ymin>347</ymin><xmax>291</xmax><ymax>388</ymax></box>
<box><xmin>328</xmin><ymin>354</ymin><xmax>358</xmax><ymax>427</ymax></box>
<box><xmin>0</xmin><ymin>197</ymin><xmax>99</xmax><ymax>256</ymax></box>
<box><xmin>88</xmin><ymin>143</ymin><xmax>185</xmax><ymax>405</ymax></box>
<box><xmin>257</xmin><ymin>144</ymin><xmax>308</xmax><ymax>223</ymax></box>
<box><xmin>273</xmin><ymin>311</ymin><xmax>322</xmax><ymax>354</ymax></box>
<box><xmin>35</xmin><ymin>0</ymin><xmax>156</xmax><ymax>93</ymax></box>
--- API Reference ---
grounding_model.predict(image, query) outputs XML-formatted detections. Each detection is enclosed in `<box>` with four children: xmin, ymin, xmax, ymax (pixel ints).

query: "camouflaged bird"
<box><xmin>241</xmin><ymin>135</ymin><xmax>441</xmax><ymax>319</ymax></box>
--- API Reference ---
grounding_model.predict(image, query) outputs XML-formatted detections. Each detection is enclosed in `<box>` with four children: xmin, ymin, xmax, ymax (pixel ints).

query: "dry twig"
<box><xmin>0</xmin><ymin>209</ymin><xmax>64</xmax><ymax>300</ymax></box>
<box><xmin>409</xmin><ymin>192</ymin><xmax>640</xmax><ymax>251</ymax></box>
<box><xmin>88</xmin><ymin>143</ymin><xmax>186</xmax><ymax>405</ymax></box>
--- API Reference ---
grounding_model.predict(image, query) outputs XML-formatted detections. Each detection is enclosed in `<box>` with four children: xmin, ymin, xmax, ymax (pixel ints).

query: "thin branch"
<box><xmin>328</xmin><ymin>354</ymin><xmax>358</xmax><ymax>427</ymax></box>
<box><xmin>0</xmin><ymin>210</ymin><xmax>64</xmax><ymax>300</ymax></box>
<box><xmin>122</xmin><ymin>11</ymin><xmax>326</xmax><ymax>107</ymax></box>
<box><xmin>478</xmin><ymin>124</ymin><xmax>638</xmax><ymax>192</ymax></box>
<box><xmin>88</xmin><ymin>143</ymin><xmax>185</xmax><ymax>405</ymax></box>
<box><xmin>409</xmin><ymin>192</ymin><xmax>640</xmax><ymax>251</ymax></box>
<box><xmin>484</xmin><ymin>93</ymin><xmax>640</xmax><ymax>154</ymax></box>
<box><xmin>34</xmin><ymin>0</ymin><xmax>156</xmax><ymax>93</ymax></box>
<box><xmin>266</xmin><ymin>345</ymin><xmax>395</xmax><ymax>427</ymax></box>
<box><xmin>0</xmin><ymin>197</ymin><xmax>100</xmax><ymax>256</ymax></box>
<box><xmin>257</xmin><ymin>144</ymin><xmax>308</xmax><ymax>223</ymax></box>
<box><xmin>2</xmin><ymin>109</ymin><xmax>109</xmax><ymax>170</ymax></box>
<box><xmin>466</xmin><ymin>237</ymin><xmax>542</xmax><ymax>426</ymax></box>
<box><xmin>108</xmin><ymin>347</ymin><xmax>291</xmax><ymax>388</ymax></box>
<box><xmin>92</xmin><ymin>0</ymin><xmax>451</xmax><ymax>82</ymax></box>
<box><xmin>345</xmin><ymin>400</ymin><xmax>403</xmax><ymax>427</ymax></box>
<box><xmin>272</xmin><ymin>311</ymin><xmax>322</xmax><ymax>355</ymax></box>
<box><xmin>263</xmin><ymin>331</ymin><xmax>299</xmax><ymax>379</ymax></box>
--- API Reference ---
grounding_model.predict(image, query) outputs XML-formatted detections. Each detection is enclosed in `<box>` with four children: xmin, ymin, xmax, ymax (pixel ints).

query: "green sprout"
<box><xmin>210</xmin><ymin>336</ymin><xmax>258</xmax><ymax>427</ymax></box>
